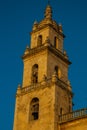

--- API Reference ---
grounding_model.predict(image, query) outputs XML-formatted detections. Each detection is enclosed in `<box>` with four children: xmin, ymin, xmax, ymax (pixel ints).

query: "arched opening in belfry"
<box><xmin>54</xmin><ymin>37</ymin><xmax>58</xmax><ymax>49</ymax></box>
<box><xmin>37</xmin><ymin>35</ymin><xmax>42</xmax><ymax>46</ymax></box>
<box><xmin>60</xmin><ymin>107</ymin><xmax>63</xmax><ymax>115</ymax></box>
<box><xmin>32</xmin><ymin>64</ymin><xmax>38</xmax><ymax>83</ymax></box>
<box><xmin>30</xmin><ymin>97</ymin><xmax>39</xmax><ymax>120</ymax></box>
<box><xmin>55</xmin><ymin>66</ymin><xmax>58</xmax><ymax>75</ymax></box>
<box><xmin>54</xmin><ymin>66</ymin><xmax>61</xmax><ymax>79</ymax></box>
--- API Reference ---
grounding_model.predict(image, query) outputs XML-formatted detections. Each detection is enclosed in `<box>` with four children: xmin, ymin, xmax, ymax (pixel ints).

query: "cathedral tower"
<box><xmin>13</xmin><ymin>5</ymin><xmax>73</xmax><ymax>130</ymax></box>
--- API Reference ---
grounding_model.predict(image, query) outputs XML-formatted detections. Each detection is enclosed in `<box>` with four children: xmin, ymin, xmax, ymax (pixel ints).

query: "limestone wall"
<box><xmin>13</xmin><ymin>84</ymin><xmax>56</xmax><ymax>130</ymax></box>
<box><xmin>60</xmin><ymin>117</ymin><xmax>87</xmax><ymax>130</ymax></box>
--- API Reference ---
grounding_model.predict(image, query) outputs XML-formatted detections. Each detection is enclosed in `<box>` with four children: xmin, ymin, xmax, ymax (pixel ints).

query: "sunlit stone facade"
<box><xmin>13</xmin><ymin>5</ymin><xmax>87</xmax><ymax>130</ymax></box>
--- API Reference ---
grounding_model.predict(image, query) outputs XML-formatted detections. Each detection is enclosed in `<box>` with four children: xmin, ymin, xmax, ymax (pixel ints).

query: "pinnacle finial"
<box><xmin>44</xmin><ymin>4</ymin><xmax>52</xmax><ymax>19</ymax></box>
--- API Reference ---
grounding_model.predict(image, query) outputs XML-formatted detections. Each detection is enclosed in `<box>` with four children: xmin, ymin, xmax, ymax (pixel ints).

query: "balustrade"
<box><xmin>59</xmin><ymin>108</ymin><xmax>87</xmax><ymax>123</ymax></box>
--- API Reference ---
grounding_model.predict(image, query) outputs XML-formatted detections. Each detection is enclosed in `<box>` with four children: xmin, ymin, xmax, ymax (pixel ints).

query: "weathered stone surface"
<box><xmin>13</xmin><ymin>4</ymin><xmax>87</xmax><ymax>130</ymax></box>
<box><xmin>60</xmin><ymin>117</ymin><xmax>87</xmax><ymax>130</ymax></box>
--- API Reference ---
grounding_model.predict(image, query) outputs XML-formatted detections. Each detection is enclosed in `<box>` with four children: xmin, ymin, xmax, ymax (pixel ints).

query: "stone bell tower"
<box><xmin>13</xmin><ymin>5</ymin><xmax>73</xmax><ymax>130</ymax></box>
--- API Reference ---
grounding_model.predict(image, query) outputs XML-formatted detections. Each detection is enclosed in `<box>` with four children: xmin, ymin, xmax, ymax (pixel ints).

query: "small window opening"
<box><xmin>37</xmin><ymin>35</ymin><xmax>42</xmax><ymax>46</ymax></box>
<box><xmin>54</xmin><ymin>37</ymin><xmax>58</xmax><ymax>49</ymax></box>
<box><xmin>60</xmin><ymin>108</ymin><xmax>63</xmax><ymax>115</ymax></box>
<box><xmin>54</xmin><ymin>66</ymin><xmax>61</xmax><ymax>79</ymax></box>
<box><xmin>30</xmin><ymin>98</ymin><xmax>39</xmax><ymax>120</ymax></box>
<box><xmin>55</xmin><ymin>66</ymin><xmax>58</xmax><ymax>75</ymax></box>
<box><xmin>69</xmin><ymin>96</ymin><xmax>72</xmax><ymax>112</ymax></box>
<box><xmin>32</xmin><ymin>64</ymin><xmax>38</xmax><ymax>83</ymax></box>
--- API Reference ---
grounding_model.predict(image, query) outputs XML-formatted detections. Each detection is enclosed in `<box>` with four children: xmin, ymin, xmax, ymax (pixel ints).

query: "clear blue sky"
<box><xmin>0</xmin><ymin>0</ymin><xmax>87</xmax><ymax>129</ymax></box>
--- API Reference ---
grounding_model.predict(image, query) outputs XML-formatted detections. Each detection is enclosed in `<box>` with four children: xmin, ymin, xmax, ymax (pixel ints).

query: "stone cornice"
<box><xmin>31</xmin><ymin>22</ymin><xmax>65</xmax><ymax>38</ymax></box>
<box><xmin>22</xmin><ymin>45</ymin><xmax>71</xmax><ymax>65</ymax></box>
<box><xmin>16</xmin><ymin>80</ymin><xmax>51</xmax><ymax>97</ymax></box>
<box><xmin>16</xmin><ymin>78</ymin><xmax>73</xmax><ymax>97</ymax></box>
<box><xmin>48</xmin><ymin>45</ymin><xmax>71</xmax><ymax>65</ymax></box>
<box><xmin>22</xmin><ymin>45</ymin><xmax>47</xmax><ymax>59</ymax></box>
<box><xmin>56</xmin><ymin>79</ymin><xmax>73</xmax><ymax>96</ymax></box>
